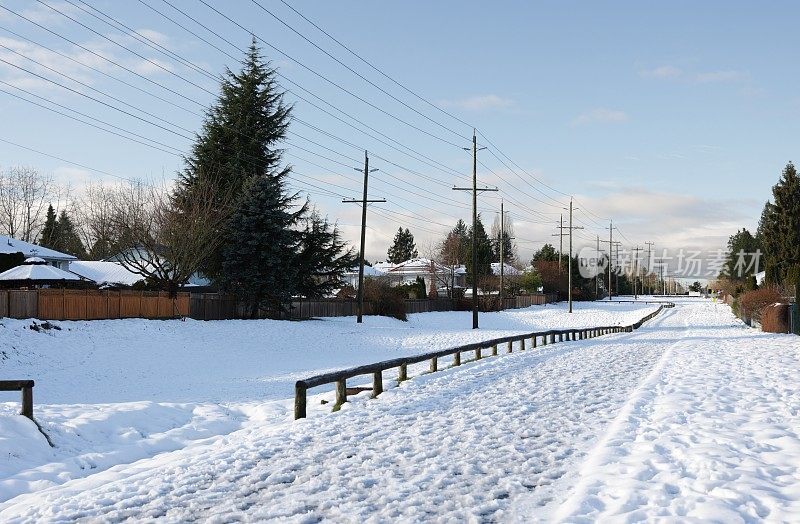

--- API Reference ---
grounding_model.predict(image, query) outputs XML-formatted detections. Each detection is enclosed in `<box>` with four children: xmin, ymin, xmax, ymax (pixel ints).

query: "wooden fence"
<box><xmin>0</xmin><ymin>290</ymin><xmax>189</xmax><ymax>320</ymax></box>
<box><xmin>0</xmin><ymin>290</ymin><xmax>559</xmax><ymax>321</ymax></box>
<box><xmin>294</xmin><ymin>301</ymin><xmax>675</xmax><ymax>419</ymax></box>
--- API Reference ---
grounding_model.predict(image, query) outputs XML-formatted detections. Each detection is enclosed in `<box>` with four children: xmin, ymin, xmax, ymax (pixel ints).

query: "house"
<box><xmin>0</xmin><ymin>235</ymin><xmax>76</xmax><ymax>270</ymax></box>
<box><xmin>491</xmin><ymin>262</ymin><xmax>522</xmax><ymax>276</ymax></box>
<box><xmin>344</xmin><ymin>258</ymin><xmax>467</xmax><ymax>296</ymax></box>
<box><xmin>104</xmin><ymin>246</ymin><xmax>211</xmax><ymax>287</ymax></box>
<box><xmin>69</xmin><ymin>260</ymin><xmax>144</xmax><ymax>288</ymax></box>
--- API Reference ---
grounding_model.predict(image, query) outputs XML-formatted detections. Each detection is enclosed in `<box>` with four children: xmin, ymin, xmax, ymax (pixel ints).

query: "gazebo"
<box><xmin>0</xmin><ymin>257</ymin><xmax>94</xmax><ymax>289</ymax></box>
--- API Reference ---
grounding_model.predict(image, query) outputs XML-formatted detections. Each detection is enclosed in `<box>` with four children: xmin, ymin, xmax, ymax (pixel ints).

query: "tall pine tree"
<box><xmin>386</xmin><ymin>227</ymin><xmax>418</xmax><ymax>263</ymax></box>
<box><xmin>767</xmin><ymin>162</ymin><xmax>800</xmax><ymax>303</ymax></box>
<box><xmin>39</xmin><ymin>204</ymin><xmax>57</xmax><ymax>249</ymax></box>
<box><xmin>176</xmin><ymin>39</ymin><xmax>292</xmax><ymax>282</ymax></box>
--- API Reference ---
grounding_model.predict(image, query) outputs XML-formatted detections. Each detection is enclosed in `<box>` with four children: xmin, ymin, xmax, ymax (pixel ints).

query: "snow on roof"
<box><xmin>69</xmin><ymin>261</ymin><xmax>144</xmax><ymax>286</ymax></box>
<box><xmin>491</xmin><ymin>262</ymin><xmax>522</xmax><ymax>276</ymax></box>
<box><xmin>0</xmin><ymin>263</ymin><xmax>84</xmax><ymax>281</ymax></box>
<box><xmin>24</xmin><ymin>257</ymin><xmax>46</xmax><ymax>264</ymax></box>
<box><xmin>0</xmin><ymin>235</ymin><xmax>77</xmax><ymax>261</ymax></box>
<box><xmin>345</xmin><ymin>265</ymin><xmax>386</xmax><ymax>277</ymax></box>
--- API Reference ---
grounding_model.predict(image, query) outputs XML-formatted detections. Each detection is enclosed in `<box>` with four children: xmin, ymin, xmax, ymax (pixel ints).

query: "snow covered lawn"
<box><xmin>0</xmin><ymin>301</ymin><xmax>656</xmax><ymax>504</ymax></box>
<box><xmin>2</xmin><ymin>298</ymin><xmax>798</xmax><ymax>522</ymax></box>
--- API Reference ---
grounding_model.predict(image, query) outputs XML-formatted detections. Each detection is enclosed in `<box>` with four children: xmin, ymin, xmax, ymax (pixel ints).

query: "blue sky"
<box><xmin>0</xmin><ymin>0</ymin><xmax>796</xmax><ymax>274</ymax></box>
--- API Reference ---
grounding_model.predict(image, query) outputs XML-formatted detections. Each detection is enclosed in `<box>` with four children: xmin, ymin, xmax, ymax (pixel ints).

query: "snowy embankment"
<box><xmin>0</xmin><ymin>301</ymin><xmax>654</xmax><ymax>505</ymax></box>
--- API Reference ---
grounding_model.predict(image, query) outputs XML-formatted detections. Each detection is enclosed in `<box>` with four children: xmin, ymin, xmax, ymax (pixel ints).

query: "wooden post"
<box><xmin>372</xmin><ymin>371</ymin><xmax>383</xmax><ymax>397</ymax></box>
<box><xmin>430</xmin><ymin>357</ymin><xmax>438</xmax><ymax>372</ymax></box>
<box><xmin>491</xmin><ymin>344</ymin><xmax>498</xmax><ymax>356</ymax></box>
<box><xmin>294</xmin><ymin>382</ymin><xmax>307</xmax><ymax>419</ymax></box>
<box><xmin>399</xmin><ymin>363</ymin><xmax>408</xmax><ymax>381</ymax></box>
<box><xmin>335</xmin><ymin>379</ymin><xmax>347</xmax><ymax>408</ymax></box>
<box><xmin>475</xmin><ymin>347</ymin><xmax>482</xmax><ymax>360</ymax></box>
<box><xmin>21</xmin><ymin>386</ymin><xmax>33</xmax><ymax>420</ymax></box>
<box><xmin>454</xmin><ymin>352</ymin><xmax>461</xmax><ymax>366</ymax></box>
<box><xmin>507</xmin><ymin>341</ymin><xmax>513</xmax><ymax>353</ymax></box>
<box><xmin>531</xmin><ymin>336</ymin><xmax>536</xmax><ymax>348</ymax></box>
<box><xmin>520</xmin><ymin>338</ymin><xmax>525</xmax><ymax>351</ymax></box>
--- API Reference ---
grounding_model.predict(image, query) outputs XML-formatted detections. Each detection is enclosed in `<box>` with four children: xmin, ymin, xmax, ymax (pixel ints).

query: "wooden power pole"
<box><xmin>343</xmin><ymin>151</ymin><xmax>385</xmax><ymax>323</ymax></box>
<box><xmin>453</xmin><ymin>130</ymin><xmax>496</xmax><ymax>329</ymax></box>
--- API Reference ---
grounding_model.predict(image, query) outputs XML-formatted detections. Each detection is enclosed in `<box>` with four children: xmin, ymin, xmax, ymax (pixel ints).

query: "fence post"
<box><xmin>507</xmin><ymin>341</ymin><xmax>513</xmax><ymax>353</ymax></box>
<box><xmin>454</xmin><ymin>352</ymin><xmax>461</xmax><ymax>366</ymax></box>
<box><xmin>520</xmin><ymin>338</ymin><xmax>526</xmax><ymax>351</ymax></box>
<box><xmin>430</xmin><ymin>357</ymin><xmax>438</xmax><ymax>372</ymax></box>
<box><xmin>372</xmin><ymin>371</ymin><xmax>383</xmax><ymax>397</ymax></box>
<box><xmin>294</xmin><ymin>382</ymin><xmax>307</xmax><ymax>419</ymax></box>
<box><xmin>399</xmin><ymin>363</ymin><xmax>408</xmax><ymax>381</ymax></box>
<box><xmin>21</xmin><ymin>385</ymin><xmax>33</xmax><ymax>420</ymax></box>
<box><xmin>475</xmin><ymin>347</ymin><xmax>482</xmax><ymax>360</ymax></box>
<box><xmin>335</xmin><ymin>379</ymin><xmax>347</xmax><ymax>408</ymax></box>
<box><xmin>491</xmin><ymin>344</ymin><xmax>498</xmax><ymax>356</ymax></box>
<box><xmin>531</xmin><ymin>336</ymin><xmax>536</xmax><ymax>348</ymax></box>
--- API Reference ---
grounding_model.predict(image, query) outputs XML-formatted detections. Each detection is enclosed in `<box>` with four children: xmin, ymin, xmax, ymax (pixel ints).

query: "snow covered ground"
<box><xmin>2</xmin><ymin>298</ymin><xmax>799</xmax><ymax>522</ymax></box>
<box><xmin>0</xmin><ymin>301</ymin><xmax>657</xmax><ymax>505</ymax></box>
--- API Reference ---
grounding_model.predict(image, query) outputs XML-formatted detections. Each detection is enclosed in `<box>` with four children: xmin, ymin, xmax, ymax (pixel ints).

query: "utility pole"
<box><xmin>606</xmin><ymin>220</ymin><xmax>617</xmax><ymax>301</ymax></box>
<box><xmin>632</xmin><ymin>246</ymin><xmax>641</xmax><ymax>299</ymax></box>
<box><xmin>499</xmin><ymin>200</ymin><xmax>504</xmax><ymax>301</ymax></box>
<box><xmin>343</xmin><ymin>151</ymin><xmax>385</xmax><ymax>324</ymax></box>
<box><xmin>566</xmin><ymin>198</ymin><xmax>583</xmax><ymax>313</ymax></box>
<box><xmin>644</xmin><ymin>241</ymin><xmax>654</xmax><ymax>295</ymax></box>
<box><xmin>453</xmin><ymin>129</ymin><xmax>496</xmax><ymax>329</ymax></box>
<box><xmin>558</xmin><ymin>214</ymin><xmax>563</xmax><ymax>275</ymax></box>
<box><xmin>595</xmin><ymin>235</ymin><xmax>600</xmax><ymax>299</ymax></box>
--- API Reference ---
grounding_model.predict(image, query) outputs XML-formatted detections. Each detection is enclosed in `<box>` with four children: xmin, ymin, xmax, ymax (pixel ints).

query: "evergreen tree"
<box><xmin>531</xmin><ymin>243</ymin><xmax>559</xmax><ymax>263</ymax></box>
<box><xmin>294</xmin><ymin>210</ymin><xmax>356</xmax><ymax>298</ymax></box>
<box><xmin>39</xmin><ymin>204</ymin><xmax>57</xmax><ymax>249</ymax></box>
<box><xmin>465</xmin><ymin>215</ymin><xmax>492</xmax><ymax>285</ymax></box>
<box><xmin>175</xmin><ymin>39</ymin><xmax>292</xmax><ymax>282</ymax></box>
<box><xmin>769</xmin><ymin>162</ymin><xmax>800</xmax><ymax>303</ymax></box>
<box><xmin>220</xmin><ymin>174</ymin><xmax>305</xmax><ymax>317</ymax></box>
<box><xmin>53</xmin><ymin>210</ymin><xmax>88</xmax><ymax>259</ymax></box>
<box><xmin>720</xmin><ymin>228</ymin><xmax>761</xmax><ymax>288</ymax></box>
<box><xmin>386</xmin><ymin>227</ymin><xmax>418</xmax><ymax>263</ymax></box>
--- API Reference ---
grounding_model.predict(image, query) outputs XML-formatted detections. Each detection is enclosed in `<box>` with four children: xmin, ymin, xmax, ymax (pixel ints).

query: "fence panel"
<box><xmin>0</xmin><ymin>291</ymin><xmax>7</xmax><ymax>317</ymax></box>
<box><xmin>9</xmin><ymin>290</ymin><xmax>37</xmax><ymax>318</ymax></box>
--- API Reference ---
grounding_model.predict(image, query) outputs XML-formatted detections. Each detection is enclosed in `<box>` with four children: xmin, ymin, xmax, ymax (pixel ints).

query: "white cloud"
<box><xmin>438</xmin><ymin>94</ymin><xmax>513</xmax><ymax>111</ymax></box>
<box><xmin>571</xmin><ymin>108</ymin><xmax>629</xmax><ymax>126</ymax></box>
<box><xmin>640</xmin><ymin>65</ymin><xmax>683</xmax><ymax>79</ymax></box>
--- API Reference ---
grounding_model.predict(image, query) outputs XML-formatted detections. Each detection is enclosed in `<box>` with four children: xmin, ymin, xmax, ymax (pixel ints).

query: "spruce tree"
<box><xmin>220</xmin><ymin>173</ymin><xmax>304</xmax><ymax>317</ymax></box>
<box><xmin>387</xmin><ymin>227</ymin><xmax>418</xmax><ymax>263</ymax></box>
<box><xmin>466</xmin><ymin>215</ymin><xmax>492</xmax><ymax>285</ymax></box>
<box><xmin>39</xmin><ymin>204</ymin><xmax>57</xmax><ymax>249</ymax></box>
<box><xmin>770</xmin><ymin>162</ymin><xmax>800</xmax><ymax>302</ymax></box>
<box><xmin>294</xmin><ymin>210</ymin><xmax>356</xmax><ymax>298</ymax></box>
<box><xmin>54</xmin><ymin>210</ymin><xmax>87</xmax><ymax>259</ymax></box>
<box><xmin>176</xmin><ymin>39</ymin><xmax>292</xmax><ymax>282</ymax></box>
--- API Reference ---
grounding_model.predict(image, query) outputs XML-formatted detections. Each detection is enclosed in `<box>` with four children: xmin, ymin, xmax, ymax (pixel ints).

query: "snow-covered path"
<box><xmin>2</xmin><ymin>299</ymin><xmax>798</xmax><ymax>522</ymax></box>
<box><xmin>1</xmin><ymin>303</ymin><xmax>676</xmax><ymax>522</ymax></box>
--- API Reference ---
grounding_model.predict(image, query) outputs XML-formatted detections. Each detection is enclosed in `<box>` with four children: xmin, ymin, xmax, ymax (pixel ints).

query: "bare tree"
<box><xmin>0</xmin><ymin>166</ymin><xmax>54</xmax><ymax>241</ymax></box>
<box><xmin>109</xmin><ymin>180</ymin><xmax>232</xmax><ymax>295</ymax></box>
<box><xmin>74</xmin><ymin>182</ymin><xmax>118</xmax><ymax>259</ymax></box>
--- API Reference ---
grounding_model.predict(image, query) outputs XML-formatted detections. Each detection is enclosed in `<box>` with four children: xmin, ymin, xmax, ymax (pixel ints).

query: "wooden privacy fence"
<box><xmin>294</xmin><ymin>301</ymin><xmax>675</xmax><ymax>419</ymax></box>
<box><xmin>0</xmin><ymin>289</ymin><xmax>189</xmax><ymax>320</ymax></box>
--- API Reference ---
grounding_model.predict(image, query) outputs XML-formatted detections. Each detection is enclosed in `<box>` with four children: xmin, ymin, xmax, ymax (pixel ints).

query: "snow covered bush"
<box><xmin>362</xmin><ymin>278</ymin><xmax>407</xmax><ymax>321</ymax></box>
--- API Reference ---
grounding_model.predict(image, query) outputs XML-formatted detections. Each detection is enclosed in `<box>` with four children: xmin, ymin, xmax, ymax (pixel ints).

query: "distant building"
<box><xmin>346</xmin><ymin>258</ymin><xmax>467</xmax><ymax>296</ymax></box>
<box><xmin>0</xmin><ymin>235</ymin><xmax>76</xmax><ymax>270</ymax></box>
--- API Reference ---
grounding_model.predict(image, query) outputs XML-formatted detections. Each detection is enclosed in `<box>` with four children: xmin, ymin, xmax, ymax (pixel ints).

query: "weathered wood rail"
<box><xmin>0</xmin><ymin>380</ymin><xmax>34</xmax><ymax>420</ymax></box>
<box><xmin>294</xmin><ymin>302</ymin><xmax>675</xmax><ymax>419</ymax></box>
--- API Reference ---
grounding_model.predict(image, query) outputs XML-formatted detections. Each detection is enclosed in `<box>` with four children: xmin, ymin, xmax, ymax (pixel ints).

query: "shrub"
<box><xmin>362</xmin><ymin>278</ymin><xmax>407</xmax><ymax>321</ymax></box>
<box><xmin>738</xmin><ymin>286</ymin><xmax>783</xmax><ymax>322</ymax></box>
<box><xmin>762</xmin><ymin>303</ymin><xmax>789</xmax><ymax>333</ymax></box>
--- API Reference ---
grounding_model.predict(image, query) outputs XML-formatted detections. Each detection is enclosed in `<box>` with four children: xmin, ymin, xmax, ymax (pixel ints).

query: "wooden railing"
<box><xmin>294</xmin><ymin>302</ymin><xmax>675</xmax><ymax>419</ymax></box>
<box><xmin>0</xmin><ymin>380</ymin><xmax>34</xmax><ymax>420</ymax></box>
